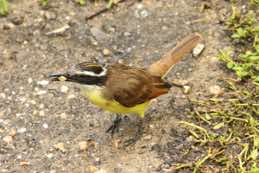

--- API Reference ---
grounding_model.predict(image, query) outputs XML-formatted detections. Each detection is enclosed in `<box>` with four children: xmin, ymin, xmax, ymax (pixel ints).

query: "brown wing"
<box><xmin>104</xmin><ymin>64</ymin><xmax>171</xmax><ymax>107</ymax></box>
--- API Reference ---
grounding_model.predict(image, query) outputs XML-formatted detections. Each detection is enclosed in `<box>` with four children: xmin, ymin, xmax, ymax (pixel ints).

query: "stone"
<box><xmin>60</xmin><ymin>85</ymin><xmax>69</xmax><ymax>93</ymax></box>
<box><xmin>209</xmin><ymin>85</ymin><xmax>223</xmax><ymax>96</ymax></box>
<box><xmin>78</xmin><ymin>141</ymin><xmax>88</xmax><ymax>151</ymax></box>
<box><xmin>193</xmin><ymin>43</ymin><xmax>205</xmax><ymax>57</ymax></box>
<box><xmin>10</xmin><ymin>15</ymin><xmax>24</xmax><ymax>25</ymax></box>
<box><xmin>54</xmin><ymin>142</ymin><xmax>66</xmax><ymax>152</ymax></box>
<box><xmin>20</xmin><ymin>161</ymin><xmax>30</xmax><ymax>166</ymax></box>
<box><xmin>17</xmin><ymin>127</ymin><xmax>27</xmax><ymax>134</ymax></box>
<box><xmin>102</xmin><ymin>48</ymin><xmax>112</xmax><ymax>56</ymax></box>
<box><xmin>42</xmin><ymin>123</ymin><xmax>48</xmax><ymax>129</ymax></box>
<box><xmin>183</xmin><ymin>86</ymin><xmax>191</xmax><ymax>94</ymax></box>
<box><xmin>37</xmin><ymin>80</ymin><xmax>49</xmax><ymax>86</ymax></box>
<box><xmin>3</xmin><ymin>135</ymin><xmax>13</xmax><ymax>143</ymax></box>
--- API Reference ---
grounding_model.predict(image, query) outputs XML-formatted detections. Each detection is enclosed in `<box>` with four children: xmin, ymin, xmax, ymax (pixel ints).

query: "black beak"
<box><xmin>48</xmin><ymin>72</ymin><xmax>70</xmax><ymax>81</ymax></box>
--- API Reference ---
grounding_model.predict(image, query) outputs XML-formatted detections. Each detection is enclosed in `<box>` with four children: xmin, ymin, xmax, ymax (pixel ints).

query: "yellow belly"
<box><xmin>80</xmin><ymin>86</ymin><xmax>150</xmax><ymax>118</ymax></box>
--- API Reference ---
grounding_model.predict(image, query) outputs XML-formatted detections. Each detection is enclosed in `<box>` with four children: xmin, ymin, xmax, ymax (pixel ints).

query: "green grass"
<box><xmin>250</xmin><ymin>0</ymin><xmax>259</xmax><ymax>5</ymax></box>
<box><xmin>177</xmin><ymin>80</ymin><xmax>259</xmax><ymax>172</ymax></box>
<box><xmin>183</xmin><ymin>82</ymin><xmax>259</xmax><ymax>172</ymax></box>
<box><xmin>75</xmin><ymin>0</ymin><xmax>86</xmax><ymax>6</ymax></box>
<box><xmin>0</xmin><ymin>0</ymin><xmax>116</xmax><ymax>16</ymax></box>
<box><xmin>219</xmin><ymin>6</ymin><xmax>259</xmax><ymax>85</ymax></box>
<box><xmin>0</xmin><ymin>0</ymin><xmax>8</xmax><ymax>16</ymax></box>
<box><xmin>175</xmin><ymin>2</ymin><xmax>259</xmax><ymax>173</ymax></box>
<box><xmin>39</xmin><ymin>0</ymin><xmax>49</xmax><ymax>7</ymax></box>
<box><xmin>74</xmin><ymin>0</ymin><xmax>115</xmax><ymax>8</ymax></box>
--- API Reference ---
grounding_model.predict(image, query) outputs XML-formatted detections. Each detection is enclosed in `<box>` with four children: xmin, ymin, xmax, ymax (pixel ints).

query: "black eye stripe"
<box><xmin>69</xmin><ymin>74</ymin><xmax>107</xmax><ymax>86</ymax></box>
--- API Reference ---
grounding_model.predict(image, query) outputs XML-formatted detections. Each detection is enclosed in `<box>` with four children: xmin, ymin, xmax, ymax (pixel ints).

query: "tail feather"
<box><xmin>147</xmin><ymin>33</ymin><xmax>202</xmax><ymax>78</ymax></box>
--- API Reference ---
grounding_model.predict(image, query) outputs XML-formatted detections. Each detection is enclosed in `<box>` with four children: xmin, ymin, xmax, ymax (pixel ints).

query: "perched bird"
<box><xmin>49</xmin><ymin>33</ymin><xmax>202</xmax><ymax>133</ymax></box>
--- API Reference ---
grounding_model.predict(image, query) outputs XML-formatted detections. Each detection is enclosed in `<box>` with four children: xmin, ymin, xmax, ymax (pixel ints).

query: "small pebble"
<box><xmin>43</xmin><ymin>11</ymin><xmax>57</xmax><ymax>20</ymax></box>
<box><xmin>36</xmin><ymin>90</ymin><xmax>47</xmax><ymax>95</ymax></box>
<box><xmin>94</xmin><ymin>157</ymin><xmax>101</xmax><ymax>164</ymax></box>
<box><xmin>37</xmin><ymin>80</ymin><xmax>49</xmax><ymax>86</ymax></box>
<box><xmin>149</xmin><ymin>124</ymin><xmax>155</xmax><ymax>129</ymax></box>
<box><xmin>136</xmin><ymin>3</ymin><xmax>143</xmax><ymax>9</ymax></box>
<box><xmin>0</xmin><ymin>169</ymin><xmax>8</xmax><ymax>173</ymax></box>
<box><xmin>46</xmin><ymin>153</ymin><xmax>54</xmax><ymax>159</ymax></box>
<box><xmin>17</xmin><ymin>154</ymin><xmax>22</xmax><ymax>159</ymax></box>
<box><xmin>102</xmin><ymin>48</ymin><xmax>111</xmax><ymax>56</ymax></box>
<box><xmin>28</xmin><ymin>78</ymin><xmax>33</xmax><ymax>84</ymax></box>
<box><xmin>39</xmin><ymin>110</ymin><xmax>45</xmax><ymax>117</ymax></box>
<box><xmin>45</xmin><ymin>24</ymin><xmax>70</xmax><ymax>36</ymax></box>
<box><xmin>17</xmin><ymin>127</ymin><xmax>27</xmax><ymax>134</ymax></box>
<box><xmin>10</xmin><ymin>15</ymin><xmax>24</xmax><ymax>25</ymax></box>
<box><xmin>139</xmin><ymin>10</ymin><xmax>149</xmax><ymax>18</ymax></box>
<box><xmin>30</xmin><ymin>100</ymin><xmax>37</xmax><ymax>105</ymax></box>
<box><xmin>39</xmin><ymin>104</ymin><xmax>45</xmax><ymax>109</ymax></box>
<box><xmin>171</xmin><ymin>79</ymin><xmax>189</xmax><ymax>86</ymax></box>
<box><xmin>9</xmin><ymin>128</ymin><xmax>17</xmax><ymax>136</ymax></box>
<box><xmin>3</xmin><ymin>135</ymin><xmax>13</xmax><ymax>143</ymax></box>
<box><xmin>16</xmin><ymin>113</ymin><xmax>23</xmax><ymax>117</ymax></box>
<box><xmin>192</xmin><ymin>43</ymin><xmax>205</xmax><ymax>57</ymax></box>
<box><xmin>162</xmin><ymin>26</ymin><xmax>168</xmax><ymax>30</ymax></box>
<box><xmin>59</xmin><ymin>113</ymin><xmax>67</xmax><ymax>119</ymax></box>
<box><xmin>95</xmin><ymin>169</ymin><xmax>107</xmax><ymax>173</ymax></box>
<box><xmin>33</xmin><ymin>110</ymin><xmax>38</xmax><ymax>115</ymax></box>
<box><xmin>135</xmin><ymin>4</ymin><xmax>149</xmax><ymax>18</ymax></box>
<box><xmin>60</xmin><ymin>85</ymin><xmax>69</xmax><ymax>93</ymax></box>
<box><xmin>0</xmin><ymin>128</ymin><xmax>4</xmax><ymax>133</ymax></box>
<box><xmin>183</xmin><ymin>86</ymin><xmax>191</xmax><ymax>94</ymax></box>
<box><xmin>3</xmin><ymin>22</ymin><xmax>15</xmax><ymax>30</ymax></box>
<box><xmin>42</xmin><ymin>123</ymin><xmax>48</xmax><ymax>129</ymax></box>
<box><xmin>114</xmin><ymin>139</ymin><xmax>121</xmax><ymax>148</ymax></box>
<box><xmin>0</xmin><ymin>93</ymin><xmax>6</xmax><ymax>98</ymax></box>
<box><xmin>79</xmin><ymin>141</ymin><xmax>88</xmax><ymax>151</ymax></box>
<box><xmin>123</xmin><ymin>32</ymin><xmax>131</xmax><ymax>37</ymax></box>
<box><xmin>54</xmin><ymin>142</ymin><xmax>66</xmax><ymax>152</ymax></box>
<box><xmin>209</xmin><ymin>85</ymin><xmax>223</xmax><ymax>96</ymax></box>
<box><xmin>143</xmin><ymin>135</ymin><xmax>152</xmax><ymax>140</ymax></box>
<box><xmin>89</xmin><ymin>166</ymin><xmax>97</xmax><ymax>172</ymax></box>
<box><xmin>19</xmin><ymin>97</ymin><xmax>26</xmax><ymax>103</ymax></box>
<box><xmin>67</xmin><ymin>94</ymin><xmax>76</xmax><ymax>99</ymax></box>
<box><xmin>0</xmin><ymin>111</ymin><xmax>4</xmax><ymax>117</ymax></box>
<box><xmin>20</xmin><ymin>161</ymin><xmax>29</xmax><ymax>166</ymax></box>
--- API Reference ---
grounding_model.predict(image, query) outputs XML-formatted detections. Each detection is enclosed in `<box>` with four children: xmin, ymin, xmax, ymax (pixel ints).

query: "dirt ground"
<box><xmin>0</xmin><ymin>0</ymin><xmax>233</xmax><ymax>172</ymax></box>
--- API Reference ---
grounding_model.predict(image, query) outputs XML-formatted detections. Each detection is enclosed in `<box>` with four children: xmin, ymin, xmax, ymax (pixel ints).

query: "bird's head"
<box><xmin>49</xmin><ymin>62</ymin><xmax>107</xmax><ymax>86</ymax></box>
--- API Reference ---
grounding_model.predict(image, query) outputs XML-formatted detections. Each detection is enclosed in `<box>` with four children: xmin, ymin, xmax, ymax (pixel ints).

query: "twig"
<box><xmin>45</xmin><ymin>24</ymin><xmax>70</xmax><ymax>36</ymax></box>
<box><xmin>85</xmin><ymin>0</ymin><xmax>130</xmax><ymax>21</ymax></box>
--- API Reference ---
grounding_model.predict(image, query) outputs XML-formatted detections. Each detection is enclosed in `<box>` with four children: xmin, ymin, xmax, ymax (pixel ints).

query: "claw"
<box><xmin>106</xmin><ymin>115</ymin><xmax>122</xmax><ymax>136</ymax></box>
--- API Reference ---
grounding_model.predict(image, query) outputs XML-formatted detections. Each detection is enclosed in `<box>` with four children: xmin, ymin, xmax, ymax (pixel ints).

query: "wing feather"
<box><xmin>105</xmin><ymin>64</ymin><xmax>170</xmax><ymax>107</ymax></box>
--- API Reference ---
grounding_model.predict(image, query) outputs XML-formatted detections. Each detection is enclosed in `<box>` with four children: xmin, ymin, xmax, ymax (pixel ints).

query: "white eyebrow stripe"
<box><xmin>77</xmin><ymin>67</ymin><xmax>107</xmax><ymax>77</ymax></box>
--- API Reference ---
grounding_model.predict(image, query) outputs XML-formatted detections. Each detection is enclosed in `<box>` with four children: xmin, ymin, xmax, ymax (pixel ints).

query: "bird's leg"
<box><xmin>106</xmin><ymin>114</ymin><xmax>122</xmax><ymax>135</ymax></box>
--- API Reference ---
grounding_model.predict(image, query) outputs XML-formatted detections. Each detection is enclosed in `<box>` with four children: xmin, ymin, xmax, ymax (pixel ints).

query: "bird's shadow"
<box><xmin>105</xmin><ymin>114</ymin><xmax>148</xmax><ymax>148</ymax></box>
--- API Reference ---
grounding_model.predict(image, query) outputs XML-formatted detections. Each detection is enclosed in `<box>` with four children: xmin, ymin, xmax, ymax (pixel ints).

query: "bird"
<box><xmin>49</xmin><ymin>33</ymin><xmax>202</xmax><ymax>134</ymax></box>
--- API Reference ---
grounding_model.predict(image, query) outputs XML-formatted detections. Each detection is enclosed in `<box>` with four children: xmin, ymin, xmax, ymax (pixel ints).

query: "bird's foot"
<box><xmin>106</xmin><ymin>115</ymin><xmax>122</xmax><ymax>136</ymax></box>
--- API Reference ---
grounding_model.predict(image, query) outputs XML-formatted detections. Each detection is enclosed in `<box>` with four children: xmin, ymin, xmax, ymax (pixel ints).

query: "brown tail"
<box><xmin>147</xmin><ymin>33</ymin><xmax>203</xmax><ymax>78</ymax></box>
